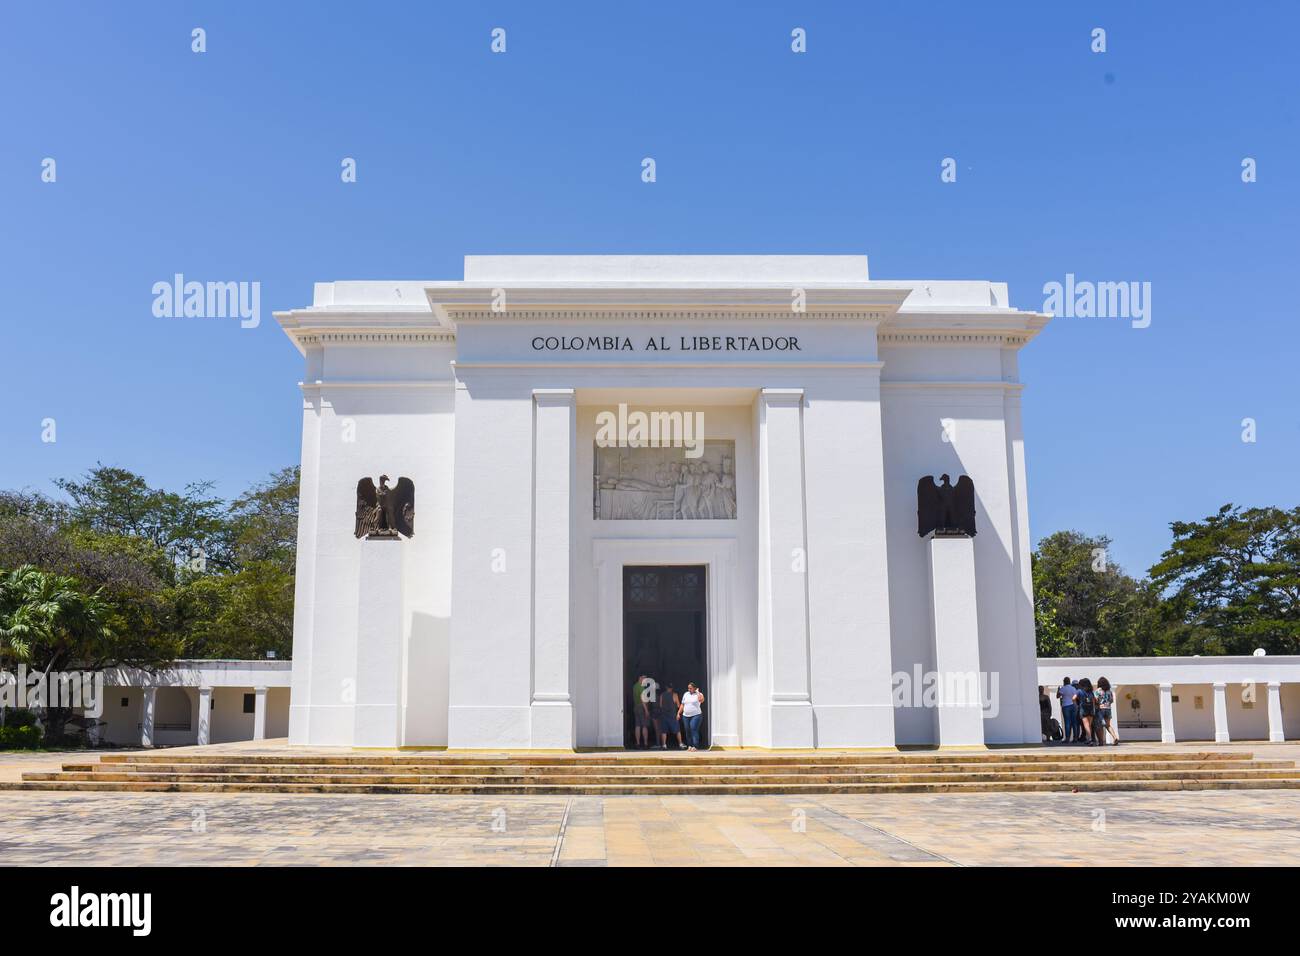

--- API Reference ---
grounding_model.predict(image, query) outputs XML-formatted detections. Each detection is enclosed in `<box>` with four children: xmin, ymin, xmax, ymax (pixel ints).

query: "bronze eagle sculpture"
<box><xmin>917</xmin><ymin>473</ymin><xmax>976</xmax><ymax>538</ymax></box>
<box><xmin>355</xmin><ymin>475</ymin><xmax>415</xmax><ymax>539</ymax></box>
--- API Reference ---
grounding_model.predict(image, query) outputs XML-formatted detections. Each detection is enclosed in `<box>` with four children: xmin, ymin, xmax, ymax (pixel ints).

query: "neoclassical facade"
<box><xmin>276</xmin><ymin>256</ymin><xmax>1050</xmax><ymax>749</ymax></box>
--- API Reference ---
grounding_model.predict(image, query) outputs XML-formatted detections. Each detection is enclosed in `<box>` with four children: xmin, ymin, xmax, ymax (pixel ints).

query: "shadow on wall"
<box><xmin>886</xmin><ymin>438</ymin><xmax>968</xmax><ymax>747</ymax></box>
<box><xmin>407</xmin><ymin>612</ymin><xmax>450</xmax><ymax>746</ymax></box>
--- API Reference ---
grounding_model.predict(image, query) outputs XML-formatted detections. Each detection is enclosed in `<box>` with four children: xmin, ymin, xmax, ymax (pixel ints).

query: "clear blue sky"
<box><xmin>2</xmin><ymin>1</ymin><xmax>1295</xmax><ymax>578</ymax></box>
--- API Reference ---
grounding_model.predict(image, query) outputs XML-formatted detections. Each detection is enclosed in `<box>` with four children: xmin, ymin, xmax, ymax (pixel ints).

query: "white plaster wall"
<box><xmin>266</xmin><ymin>687</ymin><xmax>291</xmax><ymax>738</ymax></box>
<box><xmin>84</xmin><ymin>686</ymin><xmax>169</xmax><ymax>746</ymax></box>
<box><xmin>1224</xmin><ymin>684</ymin><xmax>1271</xmax><ymax>740</ymax></box>
<box><xmin>290</xmin><ymin>340</ymin><xmax>455</xmax><ymax>746</ymax></box>
<box><xmin>1284</xmin><ymin>684</ymin><xmax>1300</xmax><ymax>739</ymax></box>
<box><xmin>1171</xmin><ymin>684</ymin><xmax>1217</xmax><ymax>740</ymax></box>
<box><xmin>881</xmin><ymin>349</ymin><xmax>1035</xmax><ymax>744</ymax></box>
<box><xmin>801</xmin><ymin>374</ymin><xmax>897</xmax><ymax>747</ymax></box>
<box><xmin>446</xmin><ymin>373</ymin><xmax>537</xmax><ymax>748</ymax></box>
<box><xmin>210</xmin><ymin>686</ymin><xmax>255</xmax><ymax>744</ymax></box>
<box><xmin>98</xmin><ymin>687</ymin><xmax>143</xmax><ymax>746</ymax></box>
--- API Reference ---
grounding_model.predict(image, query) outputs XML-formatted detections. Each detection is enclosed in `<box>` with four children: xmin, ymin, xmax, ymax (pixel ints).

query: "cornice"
<box><xmin>880</xmin><ymin>380</ymin><xmax>1025</xmax><ymax>391</ymax></box>
<box><xmin>878</xmin><ymin>331</ymin><xmax>1036</xmax><ymax>348</ymax></box>
<box><xmin>274</xmin><ymin>307</ymin><xmax>446</xmax><ymax>354</ymax></box>
<box><xmin>879</xmin><ymin>309</ymin><xmax>1050</xmax><ymax>349</ymax></box>
<box><xmin>274</xmin><ymin>289</ymin><xmax>1051</xmax><ymax>353</ymax></box>
<box><xmin>294</xmin><ymin>331</ymin><xmax>456</xmax><ymax>348</ymax></box>
<box><xmin>299</xmin><ymin>379</ymin><xmax>454</xmax><ymax>390</ymax></box>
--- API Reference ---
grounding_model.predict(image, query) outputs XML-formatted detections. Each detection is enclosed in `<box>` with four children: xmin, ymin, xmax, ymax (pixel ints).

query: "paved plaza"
<box><xmin>3</xmin><ymin>742</ymin><xmax>1299</xmax><ymax>866</ymax></box>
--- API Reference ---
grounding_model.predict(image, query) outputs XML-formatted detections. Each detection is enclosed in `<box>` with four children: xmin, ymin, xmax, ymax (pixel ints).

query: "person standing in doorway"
<box><xmin>657</xmin><ymin>682</ymin><xmax>683</xmax><ymax>750</ymax></box>
<box><xmin>679</xmin><ymin>681</ymin><xmax>705</xmax><ymax>752</ymax></box>
<box><xmin>631</xmin><ymin>674</ymin><xmax>654</xmax><ymax>749</ymax></box>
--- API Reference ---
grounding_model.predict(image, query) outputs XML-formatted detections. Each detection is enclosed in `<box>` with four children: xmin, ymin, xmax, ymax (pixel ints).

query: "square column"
<box><xmin>196</xmin><ymin>686</ymin><xmax>212</xmax><ymax>745</ymax></box>
<box><xmin>354</xmin><ymin>537</ymin><xmax>405</xmax><ymax>747</ymax></box>
<box><xmin>252</xmin><ymin>686</ymin><xmax>268</xmax><ymax>741</ymax></box>
<box><xmin>758</xmin><ymin>388</ymin><xmax>814</xmax><ymax>748</ymax></box>
<box><xmin>924</xmin><ymin>533</ymin><xmax>986</xmax><ymax>748</ymax></box>
<box><xmin>1159</xmin><ymin>683</ymin><xmax>1176</xmax><ymax>743</ymax></box>
<box><xmin>447</xmin><ymin>382</ymin><xmax>535</xmax><ymax>748</ymax></box>
<box><xmin>797</xmin><ymin>377</ymin><xmax>896</xmax><ymax>748</ymax></box>
<box><xmin>1267</xmin><ymin>682</ymin><xmax>1285</xmax><ymax>742</ymax></box>
<box><xmin>140</xmin><ymin>687</ymin><xmax>156</xmax><ymax>748</ymax></box>
<box><xmin>1212</xmin><ymin>681</ymin><xmax>1231</xmax><ymax>743</ymax></box>
<box><xmin>530</xmin><ymin>388</ymin><xmax>576</xmax><ymax>749</ymax></box>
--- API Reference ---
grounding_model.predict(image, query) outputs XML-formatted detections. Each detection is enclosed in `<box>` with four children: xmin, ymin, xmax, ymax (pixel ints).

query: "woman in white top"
<box><xmin>678</xmin><ymin>682</ymin><xmax>705</xmax><ymax>751</ymax></box>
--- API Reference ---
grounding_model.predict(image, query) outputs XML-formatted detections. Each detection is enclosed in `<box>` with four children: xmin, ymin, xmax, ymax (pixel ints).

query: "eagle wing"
<box><xmin>355</xmin><ymin>478</ymin><xmax>377</xmax><ymax>538</ymax></box>
<box><xmin>387</xmin><ymin>476</ymin><xmax>416</xmax><ymax>537</ymax></box>
<box><xmin>954</xmin><ymin>475</ymin><xmax>977</xmax><ymax>537</ymax></box>
<box><xmin>917</xmin><ymin>476</ymin><xmax>941</xmax><ymax>537</ymax></box>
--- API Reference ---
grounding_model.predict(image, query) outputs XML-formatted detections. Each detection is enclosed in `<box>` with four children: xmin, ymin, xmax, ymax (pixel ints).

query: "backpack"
<box><xmin>1078</xmin><ymin>691</ymin><xmax>1095</xmax><ymax>717</ymax></box>
<box><xmin>1050</xmin><ymin>717</ymin><xmax>1063</xmax><ymax>741</ymax></box>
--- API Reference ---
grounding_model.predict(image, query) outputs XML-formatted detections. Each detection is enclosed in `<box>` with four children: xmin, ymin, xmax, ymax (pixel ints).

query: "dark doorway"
<box><xmin>623</xmin><ymin>565</ymin><xmax>708</xmax><ymax>750</ymax></box>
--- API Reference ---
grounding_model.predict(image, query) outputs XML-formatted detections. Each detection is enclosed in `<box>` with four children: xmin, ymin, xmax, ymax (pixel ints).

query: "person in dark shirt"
<box><xmin>1076</xmin><ymin>678</ymin><xmax>1098</xmax><ymax>746</ymax></box>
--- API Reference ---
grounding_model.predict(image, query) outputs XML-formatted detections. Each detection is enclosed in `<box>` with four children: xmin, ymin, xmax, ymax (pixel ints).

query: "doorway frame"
<box><xmin>593</xmin><ymin>537</ymin><xmax>739</xmax><ymax>748</ymax></box>
<box><xmin>621</xmin><ymin>563</ymin><xmax>709</xmax><ymax>750</ymax></box>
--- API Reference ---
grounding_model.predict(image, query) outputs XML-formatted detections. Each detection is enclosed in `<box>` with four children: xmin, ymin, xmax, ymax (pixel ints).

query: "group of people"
<box><xmin>630</xmin><ymin>676</ymin><xmax>706</xmax><ymax>751</ymax></box>
<box><xmin>1040</xmin><ymin>677</ymin><xmax>1118</xmax><ymax>745</ymax></box>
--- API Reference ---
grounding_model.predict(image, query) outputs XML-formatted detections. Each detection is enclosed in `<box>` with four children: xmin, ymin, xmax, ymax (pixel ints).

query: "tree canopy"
<box><xmin>1033</xmin><ymin>505</ymin><xmax>1300</xmax><ymax>657</ymax></box>
<box><xmin>1148</xmin><ymin>505</ymin><xmax>1300</xmax><ymax>655</ymax></box>
<box><xmin>0</xmin><ymin>464</ymin><xmax>298</xmax><ymax>677</ymax></box>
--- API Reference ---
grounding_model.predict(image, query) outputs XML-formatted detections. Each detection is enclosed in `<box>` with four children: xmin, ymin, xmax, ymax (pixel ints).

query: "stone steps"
<box><xmin>41</xmin><ymin>758</ymin><xmax>1299</xmax><ymax>777</ymax></box>
<box><xmin>7</xmin><ymin>777</ymin><xmax>1300</xmax><ymax>795</ymax></box>
<box><xmin>21</xmin><ymin>767</ymin><xmax>1300</xmax><ymax>786</ymax></box>
<box><xmin>9</xmin><ymin>748</ymin><xmax>1300</xmax><ymax>795</ymax></box>
<box><xmin>90</xmin><ymin>749</ymin><xmax>1255</xmax><ymax>767</ymax></box>
<box><xmin>50</xmin><ymin>754</ymin><xmax>1289</xmax><ymax>780</ymax></box>
<box><xmin>7</xmin><ymin>749</ymin><xmax>1300</xmax><ymax>796</ymax></box>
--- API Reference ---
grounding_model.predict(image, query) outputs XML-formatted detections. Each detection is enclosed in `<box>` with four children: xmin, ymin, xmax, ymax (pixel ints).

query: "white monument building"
<box><xmin>275</xmin><ymin>256</ymin><xmax>1050</xmax><ymax>750</ymax></box>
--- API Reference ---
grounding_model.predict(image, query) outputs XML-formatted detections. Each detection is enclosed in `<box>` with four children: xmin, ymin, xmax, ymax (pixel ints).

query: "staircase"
<box><xmin>8</xmin><ymin>749</ymin><xmax>1300</xmax><ymax>795</ymax></box>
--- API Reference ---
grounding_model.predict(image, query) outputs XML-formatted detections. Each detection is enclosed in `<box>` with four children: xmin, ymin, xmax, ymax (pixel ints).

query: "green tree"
<box><xmin>55</xmin><ymin>465</ymin><xmax>235</xmax><ymax>576</ymax></box>
<box><xmin>228</xmin><ymin>467</ymin><xmax>299</xmax><ymax>571</ymax></box>
<box><xmin>1148</xmin><ymin>504</ymin><xmax>1300</xmax><ymax>655</ymax></box>
<box><xmin>0</xmin><ymin>566</ymin><xmax>118</xmax><ymax>740</ymax></box>
<box><xmin>164</xmin><ymin>467</ymin><xmax>299</xmax><ymax>660</ymax></box>
<box><xmin>176</xmin><ymin>564</ymin><xmax>294</xmax><ymax>660</ymax></box>
<box><xmin>1032</xmin><ymin>530</ymin><xmax>1159</xmax><ymax>657</ymax></box>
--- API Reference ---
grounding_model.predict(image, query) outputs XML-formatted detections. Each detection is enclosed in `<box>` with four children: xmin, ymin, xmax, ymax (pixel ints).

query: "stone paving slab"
<box><xmin>2</xmin><ymin>787</ymin><xmax>1298</xmax><ymax>866</ymax></box>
